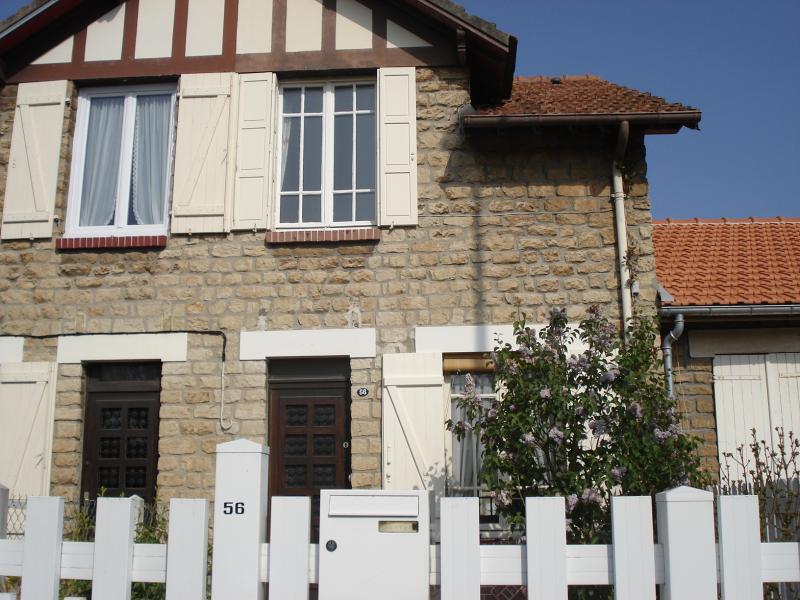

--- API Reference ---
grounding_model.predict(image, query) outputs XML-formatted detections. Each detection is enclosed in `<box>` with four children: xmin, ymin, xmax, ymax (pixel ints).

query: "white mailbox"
<box><xmin>318</xmin><ymin>489</ymin><xmax>430</xmax><ymax>600</ymax></box>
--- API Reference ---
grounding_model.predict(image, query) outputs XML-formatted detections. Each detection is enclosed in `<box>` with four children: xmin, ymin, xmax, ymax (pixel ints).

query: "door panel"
<box><xmin>269</xmin><ymin>368</ymin><xmax>350</xmax><ymax>541</ymax></box>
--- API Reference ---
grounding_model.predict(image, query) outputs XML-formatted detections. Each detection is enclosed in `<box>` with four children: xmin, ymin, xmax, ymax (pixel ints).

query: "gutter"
<box><xmin>461</xmin><ymin>111</ymin><xmax>702</xmax><ymax>130</ymax></box>
<box><xmin>659</xmin><ymin>305</ymin><xmax>800</xmax><ymax>317</ymax></box>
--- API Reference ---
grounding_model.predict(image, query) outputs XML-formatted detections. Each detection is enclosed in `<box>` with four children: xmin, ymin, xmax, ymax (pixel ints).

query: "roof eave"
<box><xmin>462</xmin><ymin>110</ymin><xmax>702</xmax><ymax>131</ymax></box>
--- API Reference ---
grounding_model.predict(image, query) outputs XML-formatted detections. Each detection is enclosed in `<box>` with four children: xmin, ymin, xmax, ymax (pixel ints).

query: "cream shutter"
<box><xmin>172</xmin><ymin>73</ymin><xmax>237</xmax><ymax>234</ymax></box>
<box><xmin>233</xmin><ymin>72</ymin><xmax>276</xmax><ymax>230</ymax></box>
<box><xmin>768</xmin><ymin>353</ymin><xmax>800</xmax><ymax>445</ymax></box>
<box><xmin>0</xmin><ymin>362</ymin><xmax>57</xmax><ymax>497</ymax></box>
<box><xmin>382</xmin><ymin>352</ymin><xmax>445</xmax><ymax>497</ymax></box>
<box><xmin>1</xmin><ymin>81</ymin><xmax>68</xmax><ymax>240</ymax></box>
<box><xmin>378</xmin><ymin>67</ymin><xmax>418</xmax><ymax>227</ymax></box>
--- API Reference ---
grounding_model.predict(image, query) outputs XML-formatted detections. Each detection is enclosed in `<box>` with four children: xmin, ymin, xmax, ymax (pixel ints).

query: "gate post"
<box><xmin>0</xmin><ymin>484</ymin><xmax>7</xmax><ymax>539</ymax></box>
<box><xmin>211</xmin><ymin>440</ymin><xmax>269</xmax><ymax>600</ymax></box>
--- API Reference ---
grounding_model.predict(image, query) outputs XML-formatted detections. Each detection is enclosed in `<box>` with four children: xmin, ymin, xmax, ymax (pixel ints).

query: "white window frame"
<box><xmin>275</xmin><ymin>80</ymin><xmax>377</xmax><ymax>230</ymax></box>
<box><xmin>65</xmin><ymin>83</ymin><xmax>177</xmax><ymax>238</ymax></box>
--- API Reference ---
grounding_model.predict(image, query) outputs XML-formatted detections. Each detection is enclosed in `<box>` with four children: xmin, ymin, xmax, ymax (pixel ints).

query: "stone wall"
<box><xmin>0</xmin><ymin>67</ymin><xmax>659</xmax><ymax>503</ymax></box>
<box><xmin>671</xmin><ymin>336</ymin><xmax>719</xmax><ymax>475</ymax></box>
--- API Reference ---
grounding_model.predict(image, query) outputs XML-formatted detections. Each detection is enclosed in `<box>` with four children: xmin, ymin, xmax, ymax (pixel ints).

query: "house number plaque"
<box><xmin>356</xmin><ymin>388</ymin><xmax>369</xmax><ymax>397</ymax></box>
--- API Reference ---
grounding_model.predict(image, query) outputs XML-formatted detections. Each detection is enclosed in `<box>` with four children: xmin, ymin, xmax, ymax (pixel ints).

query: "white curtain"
<box><xmin>79</xmin><ymin>97</ymin><xmax>124</xmax><ymax>227</ymax></box>
<box><xmin>452</xmin><ymin>401</ymin><xmax>479</xmax><ymax>492</ymax></box>
<box><xmin>130</xmin><ymin>95</ymin><xmax>171</xmax><ymax>225</ymax></box>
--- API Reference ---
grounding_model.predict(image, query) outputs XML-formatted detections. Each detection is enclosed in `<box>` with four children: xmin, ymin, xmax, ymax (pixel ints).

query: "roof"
<box><xmin>653</xmin><ymin>218</ymin><xmax>800</xmax><ymax>307</ymax></box>
<box><xmin>463</xmin><ymin>75</ymin><xmax>701</xmax><ymax>131</ymax></box>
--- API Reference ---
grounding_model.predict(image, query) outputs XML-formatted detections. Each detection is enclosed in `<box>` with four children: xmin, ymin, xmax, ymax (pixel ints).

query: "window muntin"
<box><xmin>66</xmin><ymin>84</ymin><xmax>176</xmax><ymax>237</ymax></box>
<box><xmin>278</xmin><ymin>82</ymin><xmax>376</xmax><ymax>228</ymax></box>
<box><xmin>449</xmin><ymin>372</ymin><xmax>500</xmax><ymax>524</ymax></box>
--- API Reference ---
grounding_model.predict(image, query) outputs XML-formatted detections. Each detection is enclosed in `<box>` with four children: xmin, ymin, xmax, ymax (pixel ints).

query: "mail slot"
<box><xmin>318</xmin><ymin>489</ymin><xmax>429</xmax><ymax>600</ymax></box>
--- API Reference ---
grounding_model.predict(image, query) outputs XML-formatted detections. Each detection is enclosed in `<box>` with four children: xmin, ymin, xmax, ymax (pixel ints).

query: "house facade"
<box><xmin>654</xmin><ymin>218</ymin><xmax>800</xmax><ymax>478</ymax></box>
<box><xmin>0</xmin><ymin>0</ymin><xmax>700</xmax><ymax>526</ymax></box>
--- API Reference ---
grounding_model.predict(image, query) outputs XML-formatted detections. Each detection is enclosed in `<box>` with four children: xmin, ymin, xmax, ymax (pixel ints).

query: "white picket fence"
<box><xmin>1</xmin><ymin>439</ymin><xmax>799</xmax><ymax>600</ymax></box>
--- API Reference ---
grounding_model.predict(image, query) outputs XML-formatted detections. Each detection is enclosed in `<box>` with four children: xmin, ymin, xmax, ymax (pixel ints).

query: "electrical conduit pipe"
<box><xmin>613</xmin><ymin>121</ymin><xmax>633</xmax><ymax>332</ymax></box>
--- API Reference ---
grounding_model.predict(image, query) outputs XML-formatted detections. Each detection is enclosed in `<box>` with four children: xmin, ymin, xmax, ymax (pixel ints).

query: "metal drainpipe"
<box><xmin>612</xmin><ymin>121</ymin><xmax>633</xmax><ymax>332</ymax></box>
<box><xmin>661</xmin><ymin>313</ymin><xmax>685</xmax><ymax>398</ymax></box>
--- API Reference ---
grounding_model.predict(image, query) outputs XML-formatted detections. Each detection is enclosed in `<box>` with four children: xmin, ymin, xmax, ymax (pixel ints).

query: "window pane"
<box><xmin>333</xmin><ymin>193</ymin><xmax>352</xmax><ymax>222</ymax></box>
<box><xmin>356</xmin><ymin>84</ymin><xmax>375</xmax><ymax>111</ymax></box>
<box><xmin>80</xmin><ymin>96</ymin><xmax>125</xmax><ymax>227</ymax></box>
<box><xmin>305</xmin><ymin>87</ymin><xmax>324</xmax><ymax>113</ymax></box>
<box><xmin>333</xmin><ymin>115</ymin><xmax>353</xmax><ymax>190</ymax></box>
<box><xmin>280</xmin><ymin>195</ymin><xmax>300</xmax><ymax>223</ymax></box>
<box><xmin>302</xmin><ymin>194</ymin><xmax>322</xmax><ymax>223</ymax></box>
<box><xmin>355</xmin><ymin>113</ymin><xmax>376</xmax><ymax>189</ymax></box>
<box><xmin>281</xmin><ymin>117</ymin><xmax>301</xmax><ymax>192</ymax></box>
<box><xmin>334</xmin><ymin>85</ymin><xmax>353</xmax><ymax>112</ymax></box>
<box><xmin>355</xmin><ymin>192</ymin><xmax>375</xmax><ymax>222</ymax></box>
<box><xmin>283</xmin><ymin>88</ymin><xmax>302</xmax><ymax>113</ymax></box>
<box><xmin>303</xmin><ymin>116</ymin><xmax>323</xmax><ymax>191</ymax></box>
<box><xmin>128</xmin><ymin>94</ymin><xmax>171</xmax><ymax>226</ymax></box>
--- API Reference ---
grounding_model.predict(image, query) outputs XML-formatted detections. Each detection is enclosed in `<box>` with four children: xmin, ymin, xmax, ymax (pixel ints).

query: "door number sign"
<box><xmin>222</xmin><ymin>501</ymin><xmax>245</xmax><ymax>515</ymax></box>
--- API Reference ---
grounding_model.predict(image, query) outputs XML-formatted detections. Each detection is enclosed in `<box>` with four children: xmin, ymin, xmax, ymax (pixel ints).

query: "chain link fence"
<box><xmin>4</xmin><ymin>495</ymin><xmax>26</xmax><ymax>540</ymax></box>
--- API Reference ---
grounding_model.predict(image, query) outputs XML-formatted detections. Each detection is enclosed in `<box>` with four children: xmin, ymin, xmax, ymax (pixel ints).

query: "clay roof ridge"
<box><xmin>655</xmin><ymin>217</ymin><xmax>800</xmax><ymax>225</ymax></box>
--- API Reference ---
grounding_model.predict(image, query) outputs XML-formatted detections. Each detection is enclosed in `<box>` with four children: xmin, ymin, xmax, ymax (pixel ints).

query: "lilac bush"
<box><xmin>447</xmin><ymin>306</ymin><xmax>708</xmax><ymax>544</ymax></box>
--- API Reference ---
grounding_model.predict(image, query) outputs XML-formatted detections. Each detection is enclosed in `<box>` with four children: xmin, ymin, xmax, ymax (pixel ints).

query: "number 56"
<box><xmin>222</xmin><ymin>501</ymin><xmax>245</xmax><ymax>515</ymax></box>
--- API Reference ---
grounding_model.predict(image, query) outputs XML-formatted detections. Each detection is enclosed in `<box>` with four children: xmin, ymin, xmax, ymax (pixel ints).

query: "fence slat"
<box><xmin>166</xmin><ymin>499</ymin><xmax>209</xmax><ymax>600</ymax></box>
<box><xmin>526</xmin><ymin>496</ymin><xmax>567</xmax><ymax>599</ymax></box>
<box><xmin>92</xmin><ymin>496</ymin><xmax>142</xmax><ymax>600</ymax></box>
<box><xmin>269</xmin><ymin>497</ymin><xmax>310</xmax><ymax>599</ymax></box>
<box><xmin>611</xmin><ymin>496</ymin><xmax>655</xmax><ymax>600</ymax></box>
<box><xmin>718</xmin><ymin>495</ymin><xmax>761</xmax><ymax>600</ymax></box>
<box><xmin>20</xmin><ymin>496</ymin><xmax>63</xmax><ymax>600</ymax></box>
<box><xmin>210</xmin><ymin>440</ymin><xmax>269</xmax><ymax>600</ymax></box>
<box><xmin>655</xmin><ymin>486</ymin><xmax>717</xmax><ymax>600</ymax></box>
<box><xmin>440</xmin><ymin>497</ymin><xmax>479</xmax><ymax>600</ymax></box>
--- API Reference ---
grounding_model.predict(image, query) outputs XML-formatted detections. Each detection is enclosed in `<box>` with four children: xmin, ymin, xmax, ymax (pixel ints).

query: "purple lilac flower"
<box><xmin>600</xmin><ymin>367</ymin><xmax>620</xmax><ymax>384</ymax></box>
<box><xmin>581</xmin><ymin>488</ymin><xmax>602</xmax><ymax>505</ymax></box>
<box><xmin>668</xmin><ymin>423</ymin><xmax>683</xmax><ymax>436</ymax></box>
<box><xmin>574</xmin><ymin>405</ymin><xmax>586</xmax><ymax>417</ymax></box>
<box><xmin>565</xmin><ymin>493</ymin><xmax>579</xmax><ymax>513</ymax></box>
<box><xmin>548</xmin><ymin>426</ymin><xmax>565</xmax><ymax>446</ymax></box>
<box><xmin>589</xmin><ymin>419</ymin><xmax>607</xmax><ymax>437</ymax></box>
<box><xmin>627</xmin><ymin>403</ymin><xmax>643</xmax><ymax>419</ymax></box>
<box><xmin>520</xmin><ymin>432</ymin><xmax>536</xmax><ymax>447</ymax></box>
<box><xmin>498</xmin><ymin>450</ymin><xmax>513</xmax><ymax>461</ymax></box>
<box><xmin>494</xmin><ymin>490</ymin><xmax>512</xmax><ymax>508</ymax></box>
<box><xmin>487</xmin><ymin>408</ymin><xmax>497</xmax><ymax>419</ymax></box>
<box><xmin>653</xmin><ymin>428</ymin><xmax>672</xmax><ymax>443</ymax></box>
<box><xmin>508</xmin><ymin>404</ymin><xmax>516</xmax><ymax>412</ymax></box>
<box><xmin>611</xmin><ymin>466</ymin><xmax>627</xmax><ymax>483</ymax></box>
<box><xmin>518</xmin><ymin>344</ymin><xmax>533</xmax><ymax>361</ymax></box>
<box><xmin>540</xmin><ymin>387</ymin><xmax>551</xmax><ymax>399</ymax></box>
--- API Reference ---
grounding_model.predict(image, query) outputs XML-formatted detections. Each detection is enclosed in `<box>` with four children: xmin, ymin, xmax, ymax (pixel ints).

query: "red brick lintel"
<box><xmin>265</xmin><ymin>228</ymin><xmax>382</xmax><ymax>244</ymax></box>
<box><xmin>55</xmin><ymin>236</ymin><xmax>169</xmax><ymax>250</ymax></box>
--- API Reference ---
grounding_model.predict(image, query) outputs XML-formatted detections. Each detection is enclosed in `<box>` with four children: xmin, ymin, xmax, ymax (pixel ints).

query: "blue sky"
<box><xmin>2</xmin><ymin>0</ymin><xmax>798</xmax><ymax>219</ymax></box>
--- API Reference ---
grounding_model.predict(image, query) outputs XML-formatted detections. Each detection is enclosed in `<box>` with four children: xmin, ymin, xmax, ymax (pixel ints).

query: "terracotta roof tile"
<box><xmin>653</xmin><ymin>218</ymin><xmax>800</xmax><ymax>307</ymax></box>
<box><xmin>474</xmin><ymin>75</ymin><xmax>697</xmax><ymax>117</ymax></box>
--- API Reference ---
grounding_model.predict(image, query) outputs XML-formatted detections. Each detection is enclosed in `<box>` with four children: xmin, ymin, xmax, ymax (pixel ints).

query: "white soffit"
<box><xmin>0</xmin><ymin>337</ymin><xmax>24</xmax><ymax>363</ymax></box>
<box><xmin>689</xmin><ymin>328</ymin><xmax>800</xmax><ymax>358</ymax></box>
<box><xmin>240</xmin><ymin>328</ymin><xmax>376</xmax><ymax>360</ymax></box>
<box><xmin>414</xmin><ymin>325</ymin><xmax>515</xmax><ymax>353</ymax></box>
<box><xmin>57</xmin><ymin>333</ymin><xmax>189</xmax><ymax>364</ymax></box>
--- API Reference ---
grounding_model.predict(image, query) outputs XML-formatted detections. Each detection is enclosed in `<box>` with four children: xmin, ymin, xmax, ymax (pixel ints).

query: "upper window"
<box><xmin>277</xmin><ymin>82</ymin><xmax>377</xmax><ymax>228</ymax></box>
<box><xmin>65</xmin><ymin>84</ymin><xmax>176</xmax><ymax>238</ymax></box>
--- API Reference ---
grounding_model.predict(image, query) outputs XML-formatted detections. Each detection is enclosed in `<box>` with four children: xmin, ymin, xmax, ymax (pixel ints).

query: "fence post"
<box><xmin>210</xmin><ymin>439</ymin><xmax>269</xmax><ymax>600</ymax></box>
<box><xmin>268</xmin><ymin>497</ymin><xmax>310</xmax><ymax>599</ymax></box>
<box><xmin>20</xmin><ymin>496</ymin><xmax>64</xmax><ymax>600</ymax></box>
<box><xmin>0</xmin><ymin>485</ymin><xmax>7</xmax><ymax>540</ymax></box>
<box><xmin>655</xmin><ymin>486</ymin><xmax>717</xmax><ymax>600</ymax></box>
<box><xmin>92</xmin><ymin>496</ymin><xmax>143</xmax><ymax>600</ymax></box>
<box><xmin>611</xmin><ymin>496</ymin><xmax>656</xmax><ymax>600</ymax></box>
<box><xmin>717</xmin><ymin>495</ymin><xmax>762</xmax><ymax>600</ymax></box>
<box><xmin>526</xmin><ymin>496</ymin><xmax>567</xmax><ymax>600</ymax></box>
<box><xmin>440</xmin><ymin>497</ymin><xmax>480</xmax><ymax>600</ymax></box>
<box><xmin>166</xmin><ymin>499</ymin><xmax>209</xmax><ymax>600</ymax></box>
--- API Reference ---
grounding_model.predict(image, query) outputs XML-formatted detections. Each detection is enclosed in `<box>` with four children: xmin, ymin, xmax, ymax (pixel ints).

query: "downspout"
<box><xmin>613</xmin><ymin>121</ymin><xmax>633</xmax><ymax>332</ymax></box>
<box><xmin>661</xmin><ymin>313</ymin><xmax>684</xmax><ymax>398</ymax></box>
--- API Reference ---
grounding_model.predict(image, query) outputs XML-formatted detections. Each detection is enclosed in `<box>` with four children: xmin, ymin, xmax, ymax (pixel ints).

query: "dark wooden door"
<box><xmin>268</xmin><ymin>359</ymin><xmax>350</xmax><ymax>541</ymax></box>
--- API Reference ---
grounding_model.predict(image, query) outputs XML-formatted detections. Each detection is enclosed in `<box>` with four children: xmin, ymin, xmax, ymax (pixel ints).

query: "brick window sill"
<box><xmin>55</xmin><ymin>236</ymin><xmax>168</xmax><ymax>250</ymax></box>
<box><xmin>265</xmin><ymin>227</ymin><xmax>381</xmax><ymax>244</ymax></box>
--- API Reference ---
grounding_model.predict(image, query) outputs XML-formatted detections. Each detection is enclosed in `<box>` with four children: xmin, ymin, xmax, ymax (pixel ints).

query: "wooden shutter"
<box><xmin>1</xmin><ymin>81</ymin><xmax>68</xmax><ymax>240</ymax></box>
<box><xmin>0</xmin><ymin>362</ymin><xmax>57</xmax><ymax>496</ymax></box>
<box><xmin>382</xmin><ymin>352</ymin><xmax>445</xmax><ymax>497</ymax></box>
<box><xmin>378</xmin><ymin>67</ymin><xmax>418</xmax><ymax>227</ymax></box>
<box><xmin>769</xmin><ymin>353</ymin><xmax>800</xmax><ymax>443</ymax></box>
<box><xmin>713</xmin><ymin>354</ymin><xmax>773</xmax><ymax>480</ymax></box>
<box><xmin>172</xmin><ymin>73</ymin><xmax>237</xmax><ymax>234</ymax></box>
<box><xmin>233</xmin><ymin>72</ymin><xmax>276</xmax><ymax>231</ymax></box>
